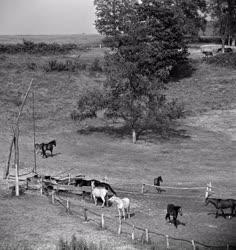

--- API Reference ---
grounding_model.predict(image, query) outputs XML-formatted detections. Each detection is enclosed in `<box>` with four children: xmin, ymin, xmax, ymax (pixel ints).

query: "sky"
<box><xmin>0</xmin><ymin>0</ymin><xmax>98</xmax><ymax>35</ymax></box>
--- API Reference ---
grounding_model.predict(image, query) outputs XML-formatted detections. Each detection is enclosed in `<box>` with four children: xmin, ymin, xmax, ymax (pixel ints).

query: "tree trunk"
<box><xmin>221</xmin><ymin>37</ymin><xmax>225</xmax><ymax>53</ymax></box>
<box><xmin>132</xmin><ymin>129</ymin><xmax>136</xmax><ymax>144</ymax></box>
<box><xmin>232</xmin><ymin>38</ymin><xmax>235</xmax><ymax>46</ymax></box>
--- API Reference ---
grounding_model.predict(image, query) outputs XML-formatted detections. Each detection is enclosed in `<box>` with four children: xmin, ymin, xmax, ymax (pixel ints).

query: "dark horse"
<box><xmin>165</xmin><ymin>204</ymin><xmax>183</xmax><ymax>228</ymax></box>
<box><xmin>154</xmin><ymin>176</ymin><xmax>163</xmax><ymax>193</ymax></box>
<box><xmin>75</xmin><ymin>178</ymin><xmax>117</xmax><ymax>196</ymax></box>
<box><xmin>205</xmin><ymin>197</ymin><xmax>236</xmax><ymax>218</ymax></box>
<box><xmin>35</xmin><ymin>140</ymin><xmax>56</xmax><ymax>158</ymax></box>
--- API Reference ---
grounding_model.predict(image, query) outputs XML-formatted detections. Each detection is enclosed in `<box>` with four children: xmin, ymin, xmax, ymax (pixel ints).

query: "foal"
<box><xmin>205</xmin><ymin>197</ymin><xmax>236</xmax><ymax>218</ymax></box>
<box><xmin>154</xmin><ymin>176</ymin><xmax>163</xmax><ymax>193</ymax></box>
<box><xmin>109</xmin><ymin>196</ymin><xmax>130</xmax><ymax>220</ymax></box>
<box><xmin>165</xmin><ymin>204</ymin><xmax>183</xmax><ymax>228</ymax></box>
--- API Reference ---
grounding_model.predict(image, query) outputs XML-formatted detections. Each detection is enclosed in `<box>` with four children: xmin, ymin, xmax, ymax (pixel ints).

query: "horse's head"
<box><xmin>178</xmin><ymin>207</ymin><xmax>183</xmax><ymax>216</ymax></box>
<box><xmin>53</xmin><ymin>140</ymin><xmax>56</xmax><ymax>146</ymax></box>
<box><xmin>91</xmin><ymin>180</ymin><xmax>95</xmax><ymax>190</ymax></box>
<box><xmin>108</xmin><ymin>196</ymin><xmax>116</xmax><ymax>203</ymax></box>
<box><xmin>205</xmin><ymin>197</ymin><xmax>210</xmax><ymax>206</ymax></box>
<box><xmin>158</xmin><ymin>176</ymin><xmax>163</xmax><ymax>183</ymax></box>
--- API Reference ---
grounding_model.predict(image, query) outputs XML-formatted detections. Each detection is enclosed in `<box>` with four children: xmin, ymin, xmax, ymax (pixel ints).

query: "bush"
<box><xmin>198</xmin><ymin>36</ymin><xmax>222</xmax><ymax>44</ymax></box>
<box><xmin>89</xmin><ymin>58</ymin><xmax>103</xmax><ymax>72</ymax></box>
<box><xmin>57</xmin><ymin>235</ymin><xmax>106</xmax><ymax>250</ymax></box>
<box><xmin>0</xmin><ymin>39</ymin><xmax>77</xmax><ymax>55</ymax></box>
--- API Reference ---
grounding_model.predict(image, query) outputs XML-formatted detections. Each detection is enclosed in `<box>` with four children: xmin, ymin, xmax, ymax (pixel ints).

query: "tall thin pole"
<box><xmin>32</xmin><ymin>91</ymin><xmax>37</xmax><ymax>173</ymax></box>
<box><xmin>14</xmin><ymin>127</ymin><xmax>19</xmax><ymax>196</ymax></box>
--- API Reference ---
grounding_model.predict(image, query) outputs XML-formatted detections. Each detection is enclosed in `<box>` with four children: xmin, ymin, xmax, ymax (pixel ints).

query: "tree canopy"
<box><xmin>73</xmin><ymin>0</ymin><xmax>205</xmax><ymax>142</ymax></box>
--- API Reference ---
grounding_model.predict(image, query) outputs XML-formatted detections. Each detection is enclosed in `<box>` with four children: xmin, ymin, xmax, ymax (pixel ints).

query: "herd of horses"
<box><xmin>34</xmin><ymin>141</ymin><xmax>236</xmax><ymax>227</ymax></box>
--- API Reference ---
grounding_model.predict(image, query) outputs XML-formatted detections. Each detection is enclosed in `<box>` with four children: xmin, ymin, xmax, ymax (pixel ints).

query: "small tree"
<box><xmin>74</xmin><ymin>0</ymin><xmax>189</xmax><ymax>142</ymax></box>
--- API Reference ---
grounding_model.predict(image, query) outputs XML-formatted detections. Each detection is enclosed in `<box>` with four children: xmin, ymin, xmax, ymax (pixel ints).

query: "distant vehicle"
<box><xmin>217</xmin><ymin>47</ymin><xmax>233</xmax><ymax>53</ymax></box>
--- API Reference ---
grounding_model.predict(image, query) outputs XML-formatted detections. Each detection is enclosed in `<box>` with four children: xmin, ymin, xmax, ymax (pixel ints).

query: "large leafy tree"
<box><xmin>209</xmin><ymin>0</ymin><xmax>236</xmax><ymax>49</ymax></box>
<box><xmin>74</xmin><ymin>0</ymin><xmax>196</xmax><ymax>142</ymax></box>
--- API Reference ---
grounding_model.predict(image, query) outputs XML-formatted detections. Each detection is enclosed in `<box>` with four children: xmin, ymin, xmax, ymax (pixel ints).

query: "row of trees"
<box><xmin>73</xmin><ymin>0</ymin><xmax>236</xmax><ymax>142</ymax></box>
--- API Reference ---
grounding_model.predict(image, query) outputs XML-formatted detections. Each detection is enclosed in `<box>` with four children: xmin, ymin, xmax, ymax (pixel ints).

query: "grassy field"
<box><xmin>0</xmin><ymin>38</ymin><xmax>236</xmax><ymax>249</ymax></box>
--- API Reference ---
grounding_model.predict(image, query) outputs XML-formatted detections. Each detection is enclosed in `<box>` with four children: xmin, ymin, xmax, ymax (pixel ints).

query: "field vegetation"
<box><xmin>0</xmin><ymin>35</ymin><xmax>236</xmax><ymax>249</ymax></box>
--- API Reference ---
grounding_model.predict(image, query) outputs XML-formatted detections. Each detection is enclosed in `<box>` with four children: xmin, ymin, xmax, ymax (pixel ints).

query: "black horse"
<box><xmin>205</xmin><ymin>197</ymin><xmax>236</xmax><ymax>218</ymax></box>
<box><xmin>39</xmin><ymin>140</ymin><xmax>56</xmax><ymax>158</ymax></box>
<box><xmin>75</xmin><ymin>178</ymin><xmax>117</xmax><ymax>196</ymax></box>
<box><xmin>165</xmin><ymin>204</ymin><xmax>183</xmax><ymax>228</ymax></box>
<box><xmin>154</xmin><ymin>176</ymin><xmax>163</xmax><ymax>192</ymax></box>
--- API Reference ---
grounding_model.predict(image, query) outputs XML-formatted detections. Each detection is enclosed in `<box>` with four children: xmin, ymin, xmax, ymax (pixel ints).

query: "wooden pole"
<box><xmin>191</xmin><ymin>240</ymin><xmax>196</xmax><ymax>250</ymax></box>
<box><xmin>4</xmin><ymin>79</ymin><xmax>34</xmax><ymax>179</ymax></box>
<box><xmin>66</xmin><ymin>200</ymin><xmax>70</xmax><ymax>213</ymax></box>
<box><xmin>145</xmin><ymin>228</ymin><xmax>149</xmax><ymax>243</ymax></box>
<box><xmin>84</xmin><ymin>208</ymin><xmax>88</xmax><ymax>222</ymax></box>
<box><xmin>14</xmin><ymin>127</ymin><xmax>19</xmax><ymax>196</ymax></box>
<box><xmin>52</xmin><ymin>190</ymin><xmax>55</xmax><ymax>204</ymax></box>
<box><xmin>118</xmin><ymin>218</ymin><xmax>122</xmax><ymax>235</ymax></box>
<box><xmin>131</xmin><ymin>225</ymin><xmax>135</xmax><ymax>240</ymax></box>
<box><xmin>68</xmin><ymin>173</ymin><xmax>71</xmax><ymax>185</ymax></box>
<box><xmin>32</xmin><ymin>91</ymin><xmax>37</xmax><ymax>173</ymax></box>
<box><xmin>101</xmin><ymin>213</ymin><xmax>104</xmax><ymax>228</ymax></box>
<box><xmin>40</xmin><ymin>177</ymin><xmax>43</xmax><ymax>196</ymax></box>
<box><xmin>141</xmin><ymin>184</ymin><xmax>144</xmax><ymax>194</ymax></box>
<box><xmin>227</xmin><ymin>244</ymin><xmax>229</xmax><ymax>250</ymax></box>
<box><xmin>166</xmin><ymin>235</ymin><xmax>170</xmax><ymax>249</ymax></box>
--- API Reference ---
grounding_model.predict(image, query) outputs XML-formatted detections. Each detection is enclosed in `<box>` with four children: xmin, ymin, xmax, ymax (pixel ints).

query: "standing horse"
<box><xmin>165</xmin><ymin>204</ymin><xmax>183</xmax><ymax>228</ymax></box>
<box><xmin>75</xmin><ymin>178</ymin><xmax>116</xmax><ymax>195</ymax></box>
<box><xmin>109</xmin><ymin>196</ymin><xmax>130</xmax><ymax>220</ymax></box>
<box><xmin>91</xmin><ymin>181</ymin><xmax>108</xmax><ymax>207</ymax></box>
<box><xmin>205</xmin><ymin>197</ymin><xmax>236</xmax><ymax>218</ymax></box>
<box><xmin>154</xmin><ymin>176</ymin><xmax>163</xmax><ymax>193</ymax></box>
<box><xmin>41</xmin><ymin>140</ymin><xmax>56</xmax><ymax>158</ymax></box>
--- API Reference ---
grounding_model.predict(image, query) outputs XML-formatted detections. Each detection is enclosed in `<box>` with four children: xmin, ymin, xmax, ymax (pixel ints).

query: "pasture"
<box><xmin>0</xmin><ymin>37</ymin><xmax>236</xmax><ymax>249</ymax></box>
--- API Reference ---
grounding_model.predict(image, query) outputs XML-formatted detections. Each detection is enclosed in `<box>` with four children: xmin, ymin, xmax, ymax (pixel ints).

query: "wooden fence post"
<box><xmin>227</xmin><ymin>243</ymin><xmax>229</xmax><ymax>250</ymax></box>
<box><xmin>40</xmin><ymin>177</ymin><xmax>43</xmax><ymax>196</ymax></box>
<box><xmin>142</xmin><ymin>184</ymin><xmax>145</xmax><ymax>194</ymax></box>
<box><xmin>14</xmin><ymin>127</ymin><xmax>19</xmax><ymax>197</ymax></box>
<box><xmin>205</xmin><ymin>184</ymin><xmax>209</xmax><ymax>199</ymax></box>
<box><xmin>166</xmin><ymin>235</ymin><xmax>170</xmax><ymax>249</ymax></box>
<box><xmin>68</xmin><ymin>173</ymin><xmax>71</xmax><ymax>185</ymax></box>
<box><xmin>118</xmin><ymin>218</ymin><xmax>122</xmax><ymax>235</ymax></box>
<box><xmin>145</xmin><ymin>228</ymin><xmax>149</xmax><ymax>243</ymax></box>
<box><xmin>66</xmin><ymin>199</ymin><xmax>70</xmax><ymax>213</ymax></box>
<box><xmin>101</xmin><ymin>213</ymin><xmax>104</xmax><ymax>229</ymax></box>
<box><xmin>131</xmin><ymin>225</ymin><xmax>135</xmax><ymax>240</ymax></box>
<box><xmin>84</xmin><ymin>208</ymin><xmax>88</xmax><ymax>222</ymax></box>
<box><xmin>51</xmin><ymin>190</ymin><xmax>55</xmax><ymax>204</ymax></box>
<box><xmin>191</xmin><ymin>240</ymin><xmax>196</xmax><ymax>250</ymax></box>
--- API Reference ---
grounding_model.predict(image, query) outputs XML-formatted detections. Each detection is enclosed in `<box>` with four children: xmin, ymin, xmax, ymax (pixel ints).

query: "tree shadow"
<box><xmin>167</xmin><ymin>219</ymin><xmax>186</xmax><ymax>228</ymax></box>
<box><xmin>170</xmin><ymin>60</ymin><xmax>196</xmax><ymax>81</ymax></box>
<box><xmin>77</xmin><ymin>125</ymin><xmax>190</xmax><ymax>143</ymax></box>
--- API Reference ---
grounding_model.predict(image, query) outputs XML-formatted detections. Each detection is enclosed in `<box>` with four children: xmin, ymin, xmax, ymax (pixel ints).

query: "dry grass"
<box><xmin>0</xmin><ymin>42</ymin><xmax>236</xmax><ymax>249</ymax></box>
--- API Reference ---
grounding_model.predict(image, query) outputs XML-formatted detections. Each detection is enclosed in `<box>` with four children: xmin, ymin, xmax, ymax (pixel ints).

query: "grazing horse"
<box><xmin>75</xmin><ymin>178</ymin><xmax>116</xmax><ymax>195</ymax></box>
<box><xmin>165</xmin><ymin>204</ymin><xmax>183</xmax><ymax>228</ymax></box>
<box><xmin>205</xmin><ymin>197</ymin><xmax>236</xmax><ymax>218</ymax></box>
<box><xmin>109</xmin><ymin>196</ymin><xmax>130</xmax><ymax>220</ymax></box>
<box><xmin>91</xmin><ymin>181</ymin><xmax>108</xmax><ymax>207</ymax></box>
<box><xmin>154</xmin><ymin>176</ymin><xmax>163</xmax><ymax>192</ymax></box>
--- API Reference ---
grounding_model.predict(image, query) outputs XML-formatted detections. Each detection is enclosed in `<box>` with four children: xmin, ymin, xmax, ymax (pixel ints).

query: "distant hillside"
<box><xmin>0</xmin><ymin>34</ymin><xmax>103</xmax><ymax>45</ymax></box>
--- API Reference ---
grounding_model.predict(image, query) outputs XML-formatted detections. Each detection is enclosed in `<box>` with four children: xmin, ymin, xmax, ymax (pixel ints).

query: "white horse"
<box><xmin>109</xmin><ymin>196</ymin><xmax>130</xmax><ymax>220</ymax></box>
<box><xmin>91</xmin><ymin>181</ymin><xmax>108</xmax><ymax>207</ymax></box>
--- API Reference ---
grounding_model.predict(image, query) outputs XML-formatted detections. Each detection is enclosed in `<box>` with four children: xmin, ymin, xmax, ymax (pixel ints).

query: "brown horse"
<box><xmin>205</xmin><ymin>197</ymin><xmax>236</xmax><ymax>218</ymax></box>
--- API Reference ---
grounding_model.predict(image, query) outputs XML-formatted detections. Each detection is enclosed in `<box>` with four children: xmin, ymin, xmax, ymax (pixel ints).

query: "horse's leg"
<box><xmin>173</xmin><ymin>217</ymin><xmax>177</xmax><ymax>228</ymax></box>
<box><xmin>122</xmin><ymin>208</ymin><xmax>125</xmax><ymax>220</ymax></box>
<box><xmin>215</xmin><ymin>209</ymin><xmax>218</xmax><ymax>218</ymax></box>
<box><xmin>221</xmin><ymin>208</ymin><xmax>226</xmax><ymax>218</ymax></box>
<box><xmin>165</xmin><ymin>213</ymin><xmax>170</xmax><ymax>222</ymax></box>
<box><xmin>128</xmin><ymin>205</ymin><xmax>130</xmax><ymax>218</ymax></box>
<box><xmin>93</xmin><ymin>195</ymin><xmax>97</xmax><ymax>206</ymax></box>
<box><xmin>118</xmin><ymin>208</ymin><xmax>121</xmax><ymax>219</ymax></box>
<box><xmin>101</xmin><ymin>196</ymin><xmax>105</xmax><ymax>207</ymax></box>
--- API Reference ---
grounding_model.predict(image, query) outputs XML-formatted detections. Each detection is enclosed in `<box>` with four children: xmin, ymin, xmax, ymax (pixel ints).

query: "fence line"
<box><xmin>49</xmin><ymin>190</ymin><xmax>233</xmax><ymax>250</ymax></box>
